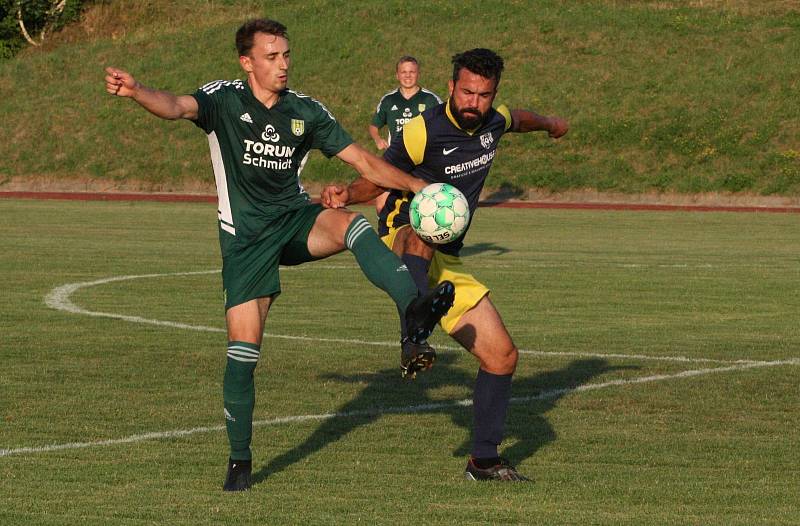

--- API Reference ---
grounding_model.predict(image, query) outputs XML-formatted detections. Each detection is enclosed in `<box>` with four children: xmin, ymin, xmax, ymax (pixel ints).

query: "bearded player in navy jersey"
<box><xmin>323</xmin><ymin>48</ymin><xmax>568</xmax><ymax>482</ymax></box>
<box><xmin>105</xmin><ymin>19</ymin><xmax>455</xmax><ymax>492</ymax></box>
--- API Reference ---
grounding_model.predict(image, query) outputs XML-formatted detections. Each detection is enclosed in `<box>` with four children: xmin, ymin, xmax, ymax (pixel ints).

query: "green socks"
<box><xmin>345</xmin><ymin>215</ymin><xmax>417</xmax><ymax>313</ymax></box>
<box><xmin>223</xmin><ymin>341</ymin><xmax>260</xmax><ymax>461</ymax></box>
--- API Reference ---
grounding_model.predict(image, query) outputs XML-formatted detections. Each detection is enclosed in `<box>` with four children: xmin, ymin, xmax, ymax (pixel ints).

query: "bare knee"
<box><xmin>479</xmin><ymin>344</ymin><xmax>518</xmax><ymax>375</ymax></box>
<box><xmin>226</xmin><ymin>297</ymin><xmax>271</xmax><ymax>345</ymax></box>
<box><xmin>309</xmin><ymin>209</ymin><xmax>362</xmax><ymax>256</ymax></box>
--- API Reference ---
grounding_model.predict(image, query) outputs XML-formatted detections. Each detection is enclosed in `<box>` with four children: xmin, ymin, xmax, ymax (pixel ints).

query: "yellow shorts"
<box><xmin>382</xmin><ymin>225</ymin><xmax>489</xmax><ymax>334</ymax></box>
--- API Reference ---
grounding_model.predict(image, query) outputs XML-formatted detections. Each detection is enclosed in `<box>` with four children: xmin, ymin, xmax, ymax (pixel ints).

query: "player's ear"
<box><xmin>239</xmin><ymin>55</ymin><xmax>252</xmax><ymax>73</ymax></box>
<box><xmin>448</xmin><ymin>79</ymin><xmax>454</xmax><ymax>97</ymax></box>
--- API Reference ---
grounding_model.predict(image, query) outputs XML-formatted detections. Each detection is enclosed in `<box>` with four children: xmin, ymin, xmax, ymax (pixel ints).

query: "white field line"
<box><xmin>516</xmin><ymin>349</ymin><xmax>765</xmax><ymax>365</ymax></box>
<box><xmin>2</xmin><ymin>358</ymin><xmax>797</xmax><ymax>458</ymax></box>
<box><xmin>15</xmin><ymin>272</ymin><xmax>797</xmax><ymax>460</ymax></box>
<box><xmin>44</xmin><ymin>271</ymin><xmax>781</xmax><ymax>366</ymax></box>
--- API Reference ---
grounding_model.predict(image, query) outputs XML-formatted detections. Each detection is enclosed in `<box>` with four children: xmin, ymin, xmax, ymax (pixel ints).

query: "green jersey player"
<box><xmin>105</xmin><ymin>18</ymin><xmax>454</xmax><ymax>492</ymax></box>
<box><xmin>368</xmin><ymin>56</ymin><xmax>442</xmax><ymax>150</ymax></box>
<box><xmin>369</xmin><ymin>56</ymin><xmax>442</xmax><ymax>214</ymax></box>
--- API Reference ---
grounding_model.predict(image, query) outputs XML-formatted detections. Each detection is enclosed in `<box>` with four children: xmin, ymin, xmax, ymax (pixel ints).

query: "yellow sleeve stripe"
<box><xmin>402</xmin><ymin>115</ymin><xmax>427</xmax><ymax>165</ymax></box>
<box><xmin>497</xmin><ymin>104</ymin><xmax>513</xmax><ymax>132</ymax></box>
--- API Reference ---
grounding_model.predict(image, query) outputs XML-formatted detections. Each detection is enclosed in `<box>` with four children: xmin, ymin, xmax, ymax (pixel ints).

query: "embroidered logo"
<box><xmin>291</xmin><ymin>119</ymin><xmax>305</xmax><ymax>136</ymax></box>
<box><xmin>480</xmin><ymin>132</ymin><xmax>494</xmax><ymax>149</ymax></box>
<box><xmin>442</xmin><ymin>147</ymin><xmax>458</xmax><ymax>155</ymax></box>
<box><xmin>240</xmin><ymin>113</ymin><xmax>253</xmax><ymax>123</ymax></box>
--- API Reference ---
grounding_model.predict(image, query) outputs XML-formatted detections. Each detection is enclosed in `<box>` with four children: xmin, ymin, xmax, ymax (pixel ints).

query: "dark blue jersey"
<box><xmin>378</xmin><ymin>101</ymin><xmax>512</xmax><ymax>256</ymax></box>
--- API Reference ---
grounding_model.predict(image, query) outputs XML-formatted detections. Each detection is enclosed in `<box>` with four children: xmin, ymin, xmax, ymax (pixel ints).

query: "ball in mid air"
<box><xmin>409</xmin><ymin>182</ymin><xmax>470</xmax><ymax>244</ymax></box>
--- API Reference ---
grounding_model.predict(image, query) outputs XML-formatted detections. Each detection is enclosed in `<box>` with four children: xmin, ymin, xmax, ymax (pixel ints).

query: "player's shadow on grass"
<box><xmin>481</xmin><ymin>182</ymin><xmax>525</xmax><ymax>203</ymax></box>
<box><xmin>251</xmin><ymin>353</ymin><xmax>636</xmax><ymax>484</ymax></box>
<box><xmin>458</xmin><ymin>242</ymin><xmax>511</xmax><ymax>257</ymax></box>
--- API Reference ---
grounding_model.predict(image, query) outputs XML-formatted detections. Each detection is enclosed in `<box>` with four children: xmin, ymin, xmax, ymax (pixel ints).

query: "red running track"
<box><xmin>2</xmin><ymin>191</ymin><xmax>799</xmax><ymax>214</ymax></box>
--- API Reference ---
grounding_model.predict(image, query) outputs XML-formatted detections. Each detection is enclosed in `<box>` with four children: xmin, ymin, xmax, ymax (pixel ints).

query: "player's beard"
<box><xmin>449</xmin><ymin>98</ymin><xmax>485</xmax><ymax>130</ymax></box>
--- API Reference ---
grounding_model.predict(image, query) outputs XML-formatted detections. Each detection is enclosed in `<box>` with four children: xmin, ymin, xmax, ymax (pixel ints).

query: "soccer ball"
<box><xmin>409</xmin><ymin>183</ymin><xmax>470</xmax><ymax>244</ymax></box>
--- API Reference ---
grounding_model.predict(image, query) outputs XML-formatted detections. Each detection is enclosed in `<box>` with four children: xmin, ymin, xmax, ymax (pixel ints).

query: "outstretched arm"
<box><xmin>321</xmin><ymin>176</ymin><xmax>384</xmax><ymax>209</ymax></box>
<box><xmin>105</xmin><ymin>67</ymin><xmax>198</xmax><ymax>121</ymax></box>
<box><xmin>336</xmin><ymin>143</ymin><xmax>427</xmax><ymax>194</ymax></box>
<box><xmin>510</xmin><ymin>109</ymin><xmax>568</xmax><ymax>138</ymax></box>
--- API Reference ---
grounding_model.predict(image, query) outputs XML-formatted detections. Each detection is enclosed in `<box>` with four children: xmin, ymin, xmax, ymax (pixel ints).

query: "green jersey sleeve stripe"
<box><xmin>286</xmin><ymin>89</ymin><xmax>337</xmax><ymax>121</ymax></box>
<box><xmin>420</xmin><ymin>88</ymin><xmax>442</xmax><ymax>104</ymax></box>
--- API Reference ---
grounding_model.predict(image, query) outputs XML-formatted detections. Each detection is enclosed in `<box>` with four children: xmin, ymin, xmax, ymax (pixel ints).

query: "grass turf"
<box><xmin>0</xmin><ymin>199</ymin><xmax>798</xmax><ymax>525</ymax></box>
<box><xmin>1</xmin><ymin>0</ymin><xmax>799</xmax><ymax>195</ymax></box>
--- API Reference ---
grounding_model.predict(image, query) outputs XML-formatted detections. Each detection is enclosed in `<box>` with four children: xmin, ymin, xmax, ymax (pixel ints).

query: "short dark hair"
<box><xmin>235</xmin><ymin>19</ymin><xmax>288</xmax><ymax>56</ymax></box>
<box><xmin>396</xmin><ymin>55</ymin><xmax>419</xmax><ymax>70</ymax></box>
<box><xmin>451</xmin><ymin>48</ymin><xmax>504</xmax><ymax>85</ymax></box>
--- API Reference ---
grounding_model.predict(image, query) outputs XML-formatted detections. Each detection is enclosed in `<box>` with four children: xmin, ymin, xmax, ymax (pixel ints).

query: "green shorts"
<box><xmin>220</xmin><ymin>204</ymin><xmax>324</xmax><ymax>310</ymax></box>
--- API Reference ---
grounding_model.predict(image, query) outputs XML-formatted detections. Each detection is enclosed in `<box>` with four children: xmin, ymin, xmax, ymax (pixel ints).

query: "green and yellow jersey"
<box><xmin>378</xmin><ymin>101</ymin><xmax>513</xmax><ymax>256</ymax></box>
<box><xmin>192</xmin><ymin>79</ymin><xmax>352</xmax><ymax>241</ymax></box>
<box><xmin>371</xmin><ymin>88</ymin><xmax>442</xmax><ymax>145</ymax></box>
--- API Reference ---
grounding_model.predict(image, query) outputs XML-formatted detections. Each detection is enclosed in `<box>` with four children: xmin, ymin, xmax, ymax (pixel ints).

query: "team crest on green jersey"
<box><xmin>291</xmin><ymin>119</ymin><xmax>305</xmax><ymax>136</ymax></box>
<box><xmin>418</xmin><ymin>104</ymin><xmax>426</xmax><ymax>112</ymax></box>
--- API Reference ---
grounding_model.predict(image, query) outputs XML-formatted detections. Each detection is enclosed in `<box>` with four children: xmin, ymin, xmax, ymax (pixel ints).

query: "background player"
<box><xmin>368</xmin><ymin>56</ymin><xmax>442</xmax><ymax>213</ymax></box>
<box><xmin>104</xmin><ymin>18</ymin><xmax>454</xmax><ymax>492</ymax></box>
<box><xmin>322</xmin><ymin>48</ymin><xmax>568</xmax><ymax>481</ymax></box>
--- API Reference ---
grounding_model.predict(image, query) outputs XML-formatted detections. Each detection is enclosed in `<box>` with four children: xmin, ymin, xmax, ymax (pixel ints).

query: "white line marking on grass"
<box><xmin>44</xmin><ymin>268</ymin><xmax>352</xmax><ymax>334</ymax></box>
<box><xmin>2</xmin><ymin>358</ymin><xmax>797</xmax><ymax>458</ymax></box>
<box><xmin>45</xmin><ymin>271</ymin><xmax>791</xmax><ymax>366</ymax></box>
<box><xmin>26</xmin><ymin>273</ymin><xmax>800</xmax><ymax>459</ymax></box>
<box><xmin>516</xmin><ymin>349</ymin><xmax>765</xmax><ymax>365</ymax></box>
<box><xmin>45</xmin><ymin>271</ymin><xmax>224</xmax><ymax>332</ymax></box>
<box><xmin>44</xmin><ymin>272</ymin><xmax>792</xmax><ymax>364</ymax></box>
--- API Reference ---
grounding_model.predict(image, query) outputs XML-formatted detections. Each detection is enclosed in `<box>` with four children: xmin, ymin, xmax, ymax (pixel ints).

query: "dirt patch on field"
<box><xmin>2</xmin><ymin>175</ymin><xmax>800</xmax><ymax>209</ymax></box>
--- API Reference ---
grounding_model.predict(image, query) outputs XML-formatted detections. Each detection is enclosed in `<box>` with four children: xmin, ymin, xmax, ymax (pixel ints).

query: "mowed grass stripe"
<box><xmin>3</xmin><ymin>357</ymin><xmax>795</xmax><ymax>458</ymax></box>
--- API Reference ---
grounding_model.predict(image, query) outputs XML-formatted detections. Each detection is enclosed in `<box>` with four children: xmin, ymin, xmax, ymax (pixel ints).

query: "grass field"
<box><xmin>1</xmin><ymin>198</ymin><xmax>798</xmax><ymax>524</ymax></box>
<box><xmin>1</xmin><ymin>0</ymin><xmax>799</xmax><ymax>195</ymax></box>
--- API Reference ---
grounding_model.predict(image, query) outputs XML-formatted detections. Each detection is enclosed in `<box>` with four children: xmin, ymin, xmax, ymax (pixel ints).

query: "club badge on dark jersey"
<box><xmin>379</xmin><ymin>101</ymin><xmax>512</xmax><ymax>256</ymax></box>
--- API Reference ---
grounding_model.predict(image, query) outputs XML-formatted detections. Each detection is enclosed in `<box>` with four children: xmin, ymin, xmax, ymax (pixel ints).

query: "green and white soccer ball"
<box><xmin>409</xmin><ymin>182</ymin><xmax>470</xmax><ymax>244</ymax></box>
